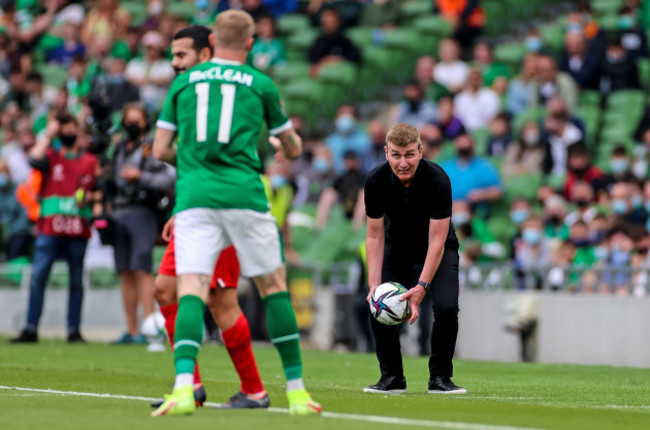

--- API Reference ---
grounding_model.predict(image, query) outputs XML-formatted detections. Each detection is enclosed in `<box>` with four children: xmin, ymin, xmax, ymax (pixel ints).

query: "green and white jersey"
<box><xmin>157</xmin><ymin>58</ymin><xmax>292</xmax><ymax>213</ymax></box>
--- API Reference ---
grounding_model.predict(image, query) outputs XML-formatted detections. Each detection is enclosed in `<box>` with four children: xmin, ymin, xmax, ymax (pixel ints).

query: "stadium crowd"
<box><xmin>3</xmin><ymin>0</ymin><xmax>650</xmax><ymax>342</ymax></box>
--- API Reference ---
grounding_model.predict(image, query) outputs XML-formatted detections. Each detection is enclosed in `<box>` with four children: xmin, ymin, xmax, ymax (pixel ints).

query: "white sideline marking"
<box><xmin>0</xmin><ymin>385</ymin><xmax>545</xmax><ymax>430</ymax></box>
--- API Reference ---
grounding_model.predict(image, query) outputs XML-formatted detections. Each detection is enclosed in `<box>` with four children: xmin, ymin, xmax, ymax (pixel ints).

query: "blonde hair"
<box><xmin>386</xmin><ymin>123</ymin><xmax>421</xmax><ymax>148</ymax></box>
<box><xmin>213</xmin><ymin>10</ymin><xmax>255</xmax><ymax>51</ymax></box>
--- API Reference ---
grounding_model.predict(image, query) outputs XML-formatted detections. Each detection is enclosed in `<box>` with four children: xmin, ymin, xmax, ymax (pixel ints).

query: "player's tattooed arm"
<box><xmin>153</xmin><ymin>128</ymin><xmax>178</xmax><ymax>165</ymax></box>
<box><xmin>275</xmin><ymin>129</ymin><xmax>302</xmax><ymax>161</ymax></box>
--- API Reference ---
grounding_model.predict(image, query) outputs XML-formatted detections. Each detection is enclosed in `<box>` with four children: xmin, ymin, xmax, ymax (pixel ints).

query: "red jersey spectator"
<box><xmin>563</xmin><ymin>144</ymin><xmax>603</xmax><ymax>200</ymax></box>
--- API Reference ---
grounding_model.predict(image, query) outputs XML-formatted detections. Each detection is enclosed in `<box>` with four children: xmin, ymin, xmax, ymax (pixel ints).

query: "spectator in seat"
<box><xmin>617</xmin><ymin>6</ymin><xmax>649</xmax><ymax>59</ymax></box>
<box><xmin>599</xmin><ymin>35</ymin><xmax>641</xmax><ymax>95</ymax></box>
<box><xmin>293</xmin><ymin>144</ymin><xmax>336</xmax><ymax>206</ymax></box>
<box><xmin>514</xmin><ymin>215</ymin><xmax>551</xmax><ymax>290</ymax></box>
<box><xmin>486</xmin><ymin>112</ymin><xmax>513</xmax><ymax>157</ymax></box>
<box><xmin>559</xmin><ymin>31</ymin><xmax>600</xmax><ymax>90</ymax></box>
<box><xmin>543</xmin><ymin>194</ymin><xmax>570</xmax><ymax>242</ymax></box>
<box><xmin>316</xmin><ymin>150</ymin><xmax>365</xmax><ymax>229</ymax></box>
<box><xmin>541</xmin><ymin>104</ymin><xmax>585</xmax><ymax>176</ymax></box>
<box><xmin>242</xmin><ymin>0</ymin><xmax>272</xmax><ymax>22</ymax></box>
<box><xmin>530</xmin><ymin>53</ymin><xmax>578</xmax><ymax>112</ymax></box>
<box><xmin>325</xmin><ymin>105</ymin><xmax>370</xmax><ymax>174</ymax></box>
<box><xmin>10</xmin><ymin>112</ymin><xmax>99</xmax><ymax>344</ymax></box>
<box><xmin>565</xmin><ymin>181</ymin><xmax>598</xmax><ymax>226</ymax></box>
<box><xmin>363</xmin><ymin>120</ymin><xmax>388</xmax><ymax>173</ymax></box>
<box><xmin>0</xmin><ymin>160</ymin><xmax>33</xmax><ymax>260</ymax></box>
<box><xmin>415</xmin><ymin>56</ymin><xmax>451</xmax><ymax>102</ymax></box>
<box><xmin>392</xmin><ymin>81</ymin><xmax>437</xmax><ymax>129</ymax></box>
<box><xmin>435</xmin><ymin>96</ymin><xmax>466</xmax><ymax>140</ymax></box>
<box><xmin>563</xmin><ymin>144</ymin><xmax>603</xmax><ymax>200</ymax></box>
<box><xmin>506</xmin><ymin>52</ymin><xmax>538</xmax><ymax>116</ymax></box>
<box><xmin>308</xmin><ymin>7</ymin><xmax>361</xmax><ymax>77</ymax></box>
<box><xmin>472</xmin><ymin>41</ymin><xmax>509</xmax><ymax>88</ymax></box>
<box><xmin>47</xmin><ymin>16</ymin><xmax>86</xmax><ymax>67</ymax></box>
<box><xmin>419</xmin><ymin>124</ymin><xmax>445</xmax><ymax>161</ymax></box>
<box><xmin>609</xmin><ymin>181</ymin><xmax>647</xmax><ymax>226</ymax></box>
<box><xmin>81</xmin><ymin>0</ymin><xmax>131</xmax><ymax>45</ymax></box>
<box><xmin>502</xmin><ymin>120</ymin><xmax>544</xmax><ymax>177</ymax></box>
<box><xmin>600</xmin><ymin>145</ymin><xmax>638</xmax><ymax>190</ymax></box>
<box><xmin>248</xmin><ymin>14</ymin><xmax>286</xmax><ymax>74</ymax></box>
<box><xmin>434</xmin><ymin>0</ymin><xmax>485</xmax><ymax>50</ymax></box>
<box><xmin>125</xmin><ymin>31</ymin><xmax>175</xmax><ymax>112</ymax></box>
<box><xmin>453</xmin><ymin>69</ymin><xmax>500</xmax><ymax>132</ymax></box>
<box><xmin>434</xmin><ymin>38</ymin><xmax>470</xmax><ymax>93</ymax></box>
<box><xmin>441</xmin><ymin>133</ymin><xmax>502</xmax><ymax>204</ymax></box>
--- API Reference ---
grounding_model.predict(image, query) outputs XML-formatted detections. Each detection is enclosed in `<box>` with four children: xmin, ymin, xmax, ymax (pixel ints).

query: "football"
<box><xmin>368</xmin><ymin>282</ymin><xmax>410</xmax><ymax>325</ymax></box>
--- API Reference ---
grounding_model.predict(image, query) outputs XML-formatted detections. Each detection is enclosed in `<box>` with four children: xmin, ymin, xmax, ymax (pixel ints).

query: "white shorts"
<box><xmin>175</xmin><ymin>208</ymin><xmax>283</xmax><ymax>278</ymax></box>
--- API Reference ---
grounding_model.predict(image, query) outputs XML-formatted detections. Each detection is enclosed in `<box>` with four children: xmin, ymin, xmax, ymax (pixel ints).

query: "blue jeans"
<box><xmin>26</xmin><ymin>234</ymin><xmax>88</xmax><ymax>333</ymax></box>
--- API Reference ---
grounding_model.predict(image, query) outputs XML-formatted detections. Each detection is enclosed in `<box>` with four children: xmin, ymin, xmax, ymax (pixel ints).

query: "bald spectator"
<box><xmin>434</xmin><ymin>38</ymin><xmax>470</xmax><ymax>93</ymax></box>
<box><xmin>125</xmin><ymin>31</ymin><xmax>175</xmax><ymax>112</ymax></box>
<box><xmin>565</xmin><ymin>181</ymin><xmax>597</xmax><ymax>226</ymax></box>
<box><xmin>454</xmin><ymin>69</ymin><xmax>500</xmax><ymax>132</ymax></box>
<box><xmin>530</xmin><ymin>53</ymin><xmax>578</xmax><ymax>111</ymax></box>
<box><xmin>392</xmin><ymin>81</ymin><xmax>437</xmax><ymax>129</ymax></box>
<box><xmin>441</xmin><ymin>134</ymin><xmax>502</xmax><ymax>204</ymax></box>
<box><xmin>506</xmin><ymin>53</ymin><xmax>538</xmax><ymax>116</ymax></box>
<box><xmin>560</xmin><ymin>31</ymin><xmax>600</xmax><ymax>90</ymax></box>
<box><xmin>415</xmin><ymin>56</ymin><xmax>451</xmax><ymax>102</ymax></box>
<box><xmin>363</xmin><ymin>120</ymin><xmax>388</xmax><ymax>172</ymax></box>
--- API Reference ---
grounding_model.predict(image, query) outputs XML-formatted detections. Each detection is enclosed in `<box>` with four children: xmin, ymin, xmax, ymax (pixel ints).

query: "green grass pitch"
<box><xmin>1</xmin><ymin>338</ymin><xmax>649</xmax><ymax>430</ymax></box>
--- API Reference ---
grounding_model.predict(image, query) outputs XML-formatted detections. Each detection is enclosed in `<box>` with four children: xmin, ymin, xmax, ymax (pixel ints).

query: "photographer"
<box><xmin>109</xmin><ymin>103</ymin><xmax>175</xmax><ymax>344</ymax></box>
<box><xmin>10</xmin><ymin>112</ymin><xmax>99</xmax><ymax>344</ymax></box>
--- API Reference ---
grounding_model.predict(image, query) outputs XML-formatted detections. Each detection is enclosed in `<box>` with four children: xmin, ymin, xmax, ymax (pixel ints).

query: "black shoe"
<box><xmin>212</xmin><ymin>391</ymin><xmax>271</xmax><ymax>409</ymax></box>
<box><xmin>363</xmin><ymin>376</ymin><xmax>407</xmax><ymax>394</ymax></box>
<box><xmin>9</xmin><ymin>329</ymin><xmax>38</xmax><ymax>343</ymax></box>
<box><xmin>428</xmin><ymin>376</ymin><xmax>467</xmax><ymax>394</ymax></box>
<box><xmin>150</xmin><ymin>384</ymin><xmax>207</xmax><ymax>408</ymax></box>
<box><xmin>67</xmin><ymin>330</ymin><xmax>86</xmax><ymax>343</ymax></box>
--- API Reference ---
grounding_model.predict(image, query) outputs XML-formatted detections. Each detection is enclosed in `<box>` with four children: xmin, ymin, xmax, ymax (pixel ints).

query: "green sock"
<box><xmin>174</xmin><ymin>295</ymin><xmax>205</xmax><ymax>376</ymax></box>
<box><xmin>263</xmin><ymin>291</ymin><xmax>303</xmax><ymax>381</ymax></box>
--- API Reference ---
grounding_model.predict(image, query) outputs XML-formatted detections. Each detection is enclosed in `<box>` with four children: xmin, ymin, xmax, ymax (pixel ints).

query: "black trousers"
<box><xmin>370</xmin><ymin>249</ymin><xmax>460</xmax><ymax>380</ymax></box>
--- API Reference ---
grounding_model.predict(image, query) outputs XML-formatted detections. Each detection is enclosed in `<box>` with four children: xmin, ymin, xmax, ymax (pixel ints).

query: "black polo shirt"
<box><xmin>364</xmin><ymin>160</ymin><xmax>459</xmax><ymax>265</ymax></box>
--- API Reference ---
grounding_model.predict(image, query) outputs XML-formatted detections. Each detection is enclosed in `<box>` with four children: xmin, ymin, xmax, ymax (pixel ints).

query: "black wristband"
<box><xmin>417</xmin><ymin>280</ymin><xmax>430</xmax><ymax>292</ymax></box>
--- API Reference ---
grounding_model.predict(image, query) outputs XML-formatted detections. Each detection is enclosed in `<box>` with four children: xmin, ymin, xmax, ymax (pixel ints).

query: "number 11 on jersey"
<box><xmin>195</xmin><ymin>83</ymin><xmax>236</xmax><ymax>144</ymax></box>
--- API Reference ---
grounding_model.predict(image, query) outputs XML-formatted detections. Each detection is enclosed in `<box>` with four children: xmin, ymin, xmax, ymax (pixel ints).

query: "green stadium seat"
<box><xmin>484</xmin><ymin>1</ymin><xmax>509</xmax><ymax>36</ymax></box>
<box><xmin>276</xmin><ymin>14</ymin><xmax>311</xmax><ymax>37</ymax></box>
<box><xmin>504</xmin><ymin>173</ymin><xmax>542</xmax><ymax>202</ymax></box>
<box><xmin>346</xmin><ymin>27</ymin><xmax>374</xmax><ymax>49</ymax></box>
<box><xmin>381</xmin><ymin>28</ymin><xmax>421</xmax><ymax>80</ymax></box>
<box><xmin>539</xmin><ymin>23</ymin><xmax>565</xmax><ymax>52</ymax></box>
<box><xmin>591</xmin><ymin>0</ymin><xmax>624</xmax><ymax>17</ymax></box>
<box><xmin>578</xmin><ymin>90</ymin><xmax>601</xmax><ymax>107</ymax></box>
<box><xmin>512</xmin><ymin>107</ymin><xmax>545</xmax><ymax>134</ymax></box>
<box><xmin>638</xmin><ymin>58</ymin><xmax>650</xmax><ymax>90</ymax></box>
<box><xmin>399</xmin><ymin>0</ymin><xmax>434</xmax><ymax>25</ymax></box>
<box><xmin>36</xmin><ymin>63</ymin><xmax>67</xmax><ymax>89</ymax></box>
<box><xmin>598</xmin><ymin>14</ymin><xmax>621</xmax><ymax>32</ymax></box>
<box><xmin>487</xmin><ymin>217</ymin><xmax>517</xmax><ymax>245</ymax></box>
<box><xmin>167</xmin><ymin>2</ymin><xmax>195</xmax><ymax>21</ymax></box>
<box><xmin>472</xmin><ymin>127</ymin><xmax>491</xmax><ymax>156</ymax></box>
<box><xmin>282</xmin><ymin>78</ymin><xmax>326</xmax><ymax>128</ymax></box>
<box><xmin>493</xmin><ymin>42</ymin><xmax>526</xmax><ymax>68</ymax></box>
<box><xmin>286</xmin><ymin>28</ymin><xmax>319</xmax><ymax>56</ymax></box>
<box><xmin>273</xmin><ymin>61</ymin><xmax>310</xmax><ymax>86</ymax></box>
<box><xmin>121</xmin><ymin>1</ymin><xmax>147</xmax><ymax>27</ymax></box>
<box><xmin>606</xmin><ymin>90</ymin><xmax>645</xmax><ymax>109</ymax></box>
<box><xmin>413</xmin><ymin>15</ymin><xmax>453</xmax><ymax>38</ymax></box>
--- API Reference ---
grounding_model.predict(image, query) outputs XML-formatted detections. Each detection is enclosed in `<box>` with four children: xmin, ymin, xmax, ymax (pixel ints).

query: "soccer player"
<box><xmin>149</xmin><ymin>25</ymin><xmax>269</xmax><ymax>410</ymax></box>
<box><xmin>363</xmin><ymin>123</ymin><xmax>465</xmax><ymax>394</ymax></box>
<box><xmin>151</xmin><ymin>11</ymin><xmax>321</xmax><ymax>416</ymax></box>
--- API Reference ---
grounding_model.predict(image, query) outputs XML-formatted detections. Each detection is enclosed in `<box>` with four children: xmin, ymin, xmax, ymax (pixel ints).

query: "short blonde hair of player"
<box><xmin>213</xmin><ymin>10</ymin><xmax>255</xmax><ymax>51</ymax></box>
<box><xmin>386</xmin><ymin>122</ymin><xmax>422</xmax><ymax>148</ymax></box>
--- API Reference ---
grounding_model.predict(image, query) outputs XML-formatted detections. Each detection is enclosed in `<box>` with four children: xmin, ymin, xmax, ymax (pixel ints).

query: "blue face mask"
<box><xmin>313</xmin><ymin>158</ymin><xmax>331</xmax><ymax>173</ymax></box>
<box><xmin>589</xmin><ymin>229</ymin><xmax>607</xmax><ymax>244</ymax></box>
<box><xmin>0</xmin><ymin>173</ymin><xmax>8</xmax><ymax>188</ymax></box>
<box><xmin>610</xmin><ymin>159</ymin><xmax>629</xmax><ymax>174</ymax></box>
<box><xmin>593</xmin><ymin>246</ymin><xmax>609</xmax><ymax>261</ymax></box>
<box><xmin>269</xmin><ymin>174</ymin><xmax>287</xmax><ymax>189</ymax></box>
<box><xmin>195</xmin><ymin>0</ymin><xmax>210</xmax><ymax>11</ymax></box>
<box><xmin>619</xmin><ymin>15</ymin><xmax>634</xmax><ymax>30</ymax></box>
<box><xmin>525</xmin><ymin>37</ymin><xmax>542</xmax><ymax>52</ymax></box>
<box><xmin>646</xmin><ymin>217</ymin><xmax>650</xmax><ymax>234</ymax></box>
<box><xmin>510</xmin><ymin>209</ymin><xmax>530</xmax><ymax>225</ymax></box>
<box><xmin>644</xmin><ymin>201</ymin><xmax>650</xmax><ymax>213</ymax></box>
<box><xmin>567</xmin><ymin>23</ymin><xmax>583</xmax><ymax>33</ymax></box>
<box><xmin>632</xmin><ymin>195</ymin><xmax>643</xmax><ymax>209</ymax></box>
<box><xmin>522</xmin><ymin>228</ymin><xmax>541</xmax><ymax>245</ymax></box>
<box><xmin>611</xmin><ymin>199</ymin><xmax>628</xmax><ymax>215</ymax></box>
<box><xmin>452</xmin><ymin>212</ymin><xmax>470</xmax><ymax>226</ymax></box>
<box><xmin>335</xmin><ymin>115</ymin><xmax>356</xmax><ymax>135</ymax></box>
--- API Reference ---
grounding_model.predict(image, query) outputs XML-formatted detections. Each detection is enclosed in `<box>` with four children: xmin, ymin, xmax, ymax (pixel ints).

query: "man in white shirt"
<box><xmin>433</xmin><ymin>38</ymin><xmax>469</xmax><ymax>93</ymax></box>
<box><xmin>453</xmin><ymin>69</ymin><xmax>500</xmax><ymax>132</ymax></box>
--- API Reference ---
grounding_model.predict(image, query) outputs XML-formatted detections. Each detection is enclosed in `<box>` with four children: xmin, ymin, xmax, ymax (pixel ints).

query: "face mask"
<box><xmin>525</xmin><ymin>37</ymin><xmax>542</xmax><ymax>52</ymax></box>
<box><xmin>575</xmin><ymin>199</ymin><xmax>589</xmax><ymax>208</ymax></box>
<box><xmin>619</xmin><ymin>15</ymin><xmax>634</xmax><ymax>30</ymax></box>
<box><xmin>589</xmin><ymin>229</ymin><xmax>607</xmax><ymax>244</ymax></box>
<box><xmin>611</xmin><ymin>199</ymin><xmax>628</xmax><ymax>215</ymax></box>
<box><xmin>645</xmin><ymin>201</ymin><xmax>650</xmax><ymax>213</ymax></box>
<box><xmin>335</xmin><ymin>115</ymin><xmax>356</xmax><ymax>134</ymax></box>
<box><xmin>125</xmin><ymin>123</ymin><xmax>143</xmax><ymax>140</ymax></box>
<box><xmin>610</xmin><ymin>159</ymin><xmax>629</xmax><ymax>174</ymax></box>
<box><xmin>572</xmin><ymin>238</ymin><xmax>590</xmax><ymax>248</ymax></box>
<box><xmin>522</xmin><ymin>228</ymin><xmax>541</xmax><ymax>245</ymax></box>
<box><xmin>452</xmin><ymin>212</ymin><xmax>470</xmax><ymax>226</ymax></box>
<box><xmin>593</xmin><ymin>246</ymin><xmax>609</xmax><ymax>261</ymax></box>
<box><xmin>59</xmin><ymin>134</ymin><xmax>77</xmax><ymax>148</ymax></box>
<box><xmin>0</xmin><ymin>173</ymin><xmax>8</xmax><ymax>188</ymax></box>
<box><xmin>510</xmin><ymin>209</ymin><xmax>530</xmax><ymax>225</ymax></box>
<box><xmin>523</xmin><ymin>132</ymin><xmax>539</xmax><ymax>146</ymax></box>
<box><xmin>611</xmin><ymin>248</ymin><xmax>630</xmax><ymax>264</ymax></box>
<box><xmin>606</xmin><ymin>52</ymin><xmax>624</xmax><ymax>63</ymax></box>
<box><xmin>632</xmin><ymin>195</ymin><xmax>643</xmax><ymax>209</ymax></box>
<box><xmin>548</xmin><ymin>214</ymin><xmax>563</xmax><ymax>226</ymax></box>
<box><xmin>457</xmin><ymin>148</ymin><xmax>473</xmax><ymax>159</ymax></box>
<box><xmin>313</xmin><ymin>158</ymin><xmax>331</xmax><ymax>173</ymax></box>
<box><xmin>567</xmin><ymin>23</ymin><xmax>583</xmax><ymax>33</ymax></box>
<box><xmin>195</xmin><ymin>0</ymin><xmax>210</xmax><ymax>11</ymax></box>
<box><xmin>270</xmin><ymin>174</ymin><xmax>287</xmax><ymax>189</ymax></box>
<box><xmin>106</xmin><ymin>74</ymin><xmax>125</xmax><ymax>85</ymax></box>
<box><xmin>407</xmin><ymin>99</ymin><xmax>421</xmax><ymax>112</ymax></box>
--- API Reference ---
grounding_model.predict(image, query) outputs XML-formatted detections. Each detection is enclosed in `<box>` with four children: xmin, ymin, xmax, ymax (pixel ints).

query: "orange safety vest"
<box><xmin>15</xmin><ymin>169</ymin><xmax>42</xmax><ymax>222</ymax></box>
<box><xmin>436</xmin><ymin>0</ymin><xmax>485</xmax><ymax>28</ymax></box>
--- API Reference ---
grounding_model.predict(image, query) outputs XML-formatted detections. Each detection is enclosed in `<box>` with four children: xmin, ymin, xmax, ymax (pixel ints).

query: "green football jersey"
<box><xmin>157</xmin><ymin>58</ymin><xmax>292</xmax><ymax>213</ymax></box>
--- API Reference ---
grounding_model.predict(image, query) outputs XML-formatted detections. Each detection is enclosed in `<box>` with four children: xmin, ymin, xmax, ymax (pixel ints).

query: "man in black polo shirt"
<box><xmin>363</xmin><ymin>122</ymin><xmax>465</xmax><ymax>394</ymax></box>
